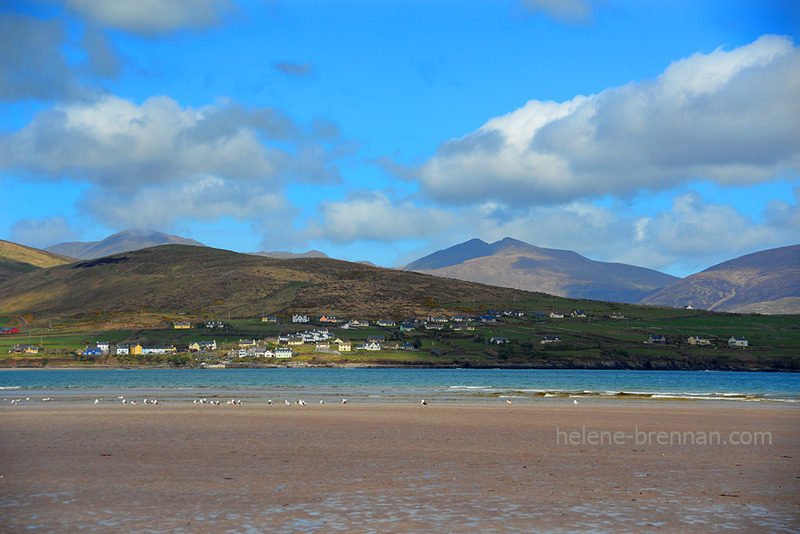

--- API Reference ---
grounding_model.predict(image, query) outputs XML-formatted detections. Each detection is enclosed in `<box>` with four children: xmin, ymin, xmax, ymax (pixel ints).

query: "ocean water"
<box><xmin>1</xmin><ymin>368</ymin><xmax>798</xmax><ymax>405</ymax></box>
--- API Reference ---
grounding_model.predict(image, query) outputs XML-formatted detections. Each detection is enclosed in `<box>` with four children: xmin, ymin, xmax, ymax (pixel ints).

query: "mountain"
<box><xmin>0</xmin><ymin>240</ymin><xmax>74</xmax><ymax>284</ymax></box>
<box><xmin>45</xmin><ymin>230</ymin><xmax>205</xmax><ymax>259</ymax></box>
<box><xmin>0</xmin><ymin>244</ymin><xmax>531</xmax><ymax>323</ymax></box>
<box><xmin>639</xmin><ymin>245</ymin><xmax>800</xmax><ymax>314</ymax></box>
<box><xmin>403</xmin><ymin>238</ymin><xmax>679</xmax><ymax>304</ymax></box>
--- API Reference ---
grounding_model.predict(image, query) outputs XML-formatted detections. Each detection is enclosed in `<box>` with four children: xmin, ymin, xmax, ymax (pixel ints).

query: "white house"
<box><xmin>275</xmin><ymin>347</ymin><xmax>293</xmax><ymax>358</ymax></box>
<box><xmin>728</xmin><ymin>337</ymin><xmax>748</xmax><ymax>348</ymax></box>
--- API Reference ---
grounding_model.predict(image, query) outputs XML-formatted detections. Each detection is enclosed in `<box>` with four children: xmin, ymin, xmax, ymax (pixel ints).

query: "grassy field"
<box><xmin>1</xmin><ymin>303</ymin><xmax>798</xmax><ymax>370</ymax></box>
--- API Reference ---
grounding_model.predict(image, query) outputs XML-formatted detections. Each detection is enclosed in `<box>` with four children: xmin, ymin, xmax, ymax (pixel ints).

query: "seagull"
<box><xmin>421</xmin><ymin>399</ymin><xmax>427</xmax><ymax>406</ymax></box>
<box><xmin>285</xmin><ymin>400</ymin><xmax>291</xmax><ymax>406</ymax></box>
<box><xmin>267</xmin><ymin>399</ymin><xmax>273</xmax><ymax>405</ymax></box>
<box><xmin>573</xmin><ymin>399</ymin><xmax>579</xmax><ymax>405</ymax></box>
<box><xmin>506</xmin><ymin>399</ymin><xmax>513</xmax><ymax>405</ymax></box>
<box><xmin>342</xmin><ymin>398</ymin><xmax>349</xmax><ymax>405</ymax></box>
<box><xmin>94</xmin><ymin>399</ymin><xmax>100</xmax><ymax>405</ymax></box>
<box><xmin>319</xmin><ymin>400</ymin><xmax>326</xmax><ymax>405</ymax></box>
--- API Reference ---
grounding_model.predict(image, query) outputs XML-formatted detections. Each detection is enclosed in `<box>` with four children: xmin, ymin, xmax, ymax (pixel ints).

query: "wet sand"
<box><xmin>1</xmin><ymin>402</ymin><xmax>798</xmax><ymax>533</ymax></box>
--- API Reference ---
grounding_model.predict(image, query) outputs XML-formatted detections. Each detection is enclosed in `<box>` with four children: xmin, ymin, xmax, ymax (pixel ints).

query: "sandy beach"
<box><xmin>1</xmin><ymin>402</ymin><xmax>798</xmax><ymax>533</ymax></box>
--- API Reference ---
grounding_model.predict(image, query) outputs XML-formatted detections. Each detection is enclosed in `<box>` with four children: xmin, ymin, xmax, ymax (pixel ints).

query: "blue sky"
<box><xmin>2</xmin><ymin>0</ymin><xmax>798</xmax><ymax>277</ymax></box>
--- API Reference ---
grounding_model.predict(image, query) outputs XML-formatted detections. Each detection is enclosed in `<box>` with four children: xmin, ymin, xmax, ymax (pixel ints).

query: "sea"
<box><xmin>1</xmin><ymin>368</ymin><xmax>798</xmax><ymax>405</ymax></box>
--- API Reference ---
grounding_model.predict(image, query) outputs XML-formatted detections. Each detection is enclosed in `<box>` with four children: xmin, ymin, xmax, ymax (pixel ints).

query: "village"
<box><xmin>5</xmin><ymin>308</ymin><xmax>751</xmax><ymax>366</ymax></box>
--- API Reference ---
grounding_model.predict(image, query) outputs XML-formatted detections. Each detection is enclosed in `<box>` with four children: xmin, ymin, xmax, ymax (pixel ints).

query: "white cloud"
<box><xmin>305</xmin><ymin>192</ymin><xmax>457</xmax><ymax>243</ymax></box>
<box><xmin>80</xmin><ymin>175</ymin><xmax>293</xmax><ymax>231</ymax></box>
<box><xmin>438</xmin><ymin>188</ymin><xmax>799</xmax><ymax>277</ymax></box>
<box><xmin>65</xmin><ymin>0</ymin><xmax>237</xmax><ymax>36</ymax></box>
<box><xmin>0</xmin><ymin>94</ymin><xmax>344</xmax><ymax>188</ymax></box>
<box><xmin>417</xmin><ymin>35</ymin><xmax>800</xmax><ymax>207</ymax></box>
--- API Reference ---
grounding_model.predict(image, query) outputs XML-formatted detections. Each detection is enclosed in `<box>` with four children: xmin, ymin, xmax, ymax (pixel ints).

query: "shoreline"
<box><xmin>2</xmin><ymin>403</ymin><xmax>798</xmax><ymax>532</ymax></box>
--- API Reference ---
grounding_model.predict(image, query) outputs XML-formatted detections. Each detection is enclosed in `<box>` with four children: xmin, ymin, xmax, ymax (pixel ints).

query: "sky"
<box><xmin>1</xmin><ymin>0</ymin><xmax>798</xmax><ymax>278</ymax></box>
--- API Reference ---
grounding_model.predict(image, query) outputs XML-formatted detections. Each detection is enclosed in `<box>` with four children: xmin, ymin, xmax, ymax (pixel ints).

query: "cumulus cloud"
<box><xmin>416</xmin><ymin>35</ymin><xmax>800</xmax><ymax>207</ymax></box>
<box><xmin>80</xmin><ymin>175</ymin><xmax>294</xmax><ymax>231</ymax></box>
<box><xmin>520</xmin><ymin>0</ymin><xmax>597</xmax><ymax>25</ymax></box>
<box><xmin>305</xmin><ymin>191</ymin><xmax>457</xmax><ymax>243</ymax></box>
<box><xmin>0</xmin><ymin>94</ymin><xmax>345</xmax><ymax>188</ymax></box>
<box><xmin>440</xmin><ymin>189</ymin><xmax>799</xmax><ymax>276</ymax></box>
<box><xmin>64</xmin><ymin>0</ymin><xmax>237</xmax><ymax>37</ymax></box>
<box><xmin>9</xmin><ymin>216</ymin><xmax>80</xmax><ymax>249</ymax></box>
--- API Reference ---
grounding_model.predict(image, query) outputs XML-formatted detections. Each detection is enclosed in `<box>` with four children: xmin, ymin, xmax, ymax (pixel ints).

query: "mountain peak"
<box><xmin>404</xmin><ymin>237</ymin><xmax>678</xmax><ymax>303</ymax></box>
<box><xmin>45</xmin><ymin>230</ymin><xmax>206</xmax><ymax>260</ymax></box>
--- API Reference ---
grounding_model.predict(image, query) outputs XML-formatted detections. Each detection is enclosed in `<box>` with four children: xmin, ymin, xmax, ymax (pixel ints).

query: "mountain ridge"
<box><xmin>639</xmin><ymin>244</ymin><xmax>800</xmax><ymax>314</ymax></box>
<box><xmin>45</xmin><ymin>230</ymin><xmax>206</xmax><ymax>259</ymax></box>
<box><xmin>404</xmin><ymin>238</ymin><xmax>679</xmax><ymax>304</ymax></box>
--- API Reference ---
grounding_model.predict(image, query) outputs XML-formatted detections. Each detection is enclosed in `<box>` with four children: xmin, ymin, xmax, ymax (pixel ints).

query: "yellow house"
<box><xmin>173</xmin><ymin>321</ymin><xmax>191</xmax><ymax>329</ymax></box>
<box><xmin>338</xmin><ymin>341</ymin><xmax>352</xmax><ymax>352</ymax></box>
<box><xmin>130</xmin><ymin>344</ymin><xmax>143</xmax><ymax>355</ymax></box>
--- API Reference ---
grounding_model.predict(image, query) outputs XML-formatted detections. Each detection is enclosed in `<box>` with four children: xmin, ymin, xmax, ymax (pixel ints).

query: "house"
<box><xmin>141</xmin><ymin>345</ymin><xmax>177</xmax><ymax>355</ymax></box>
<box><xmin>9</xmin><ymin>344</ymin><xmax>39</xmax><ymax>354</ymax></box>
<box><xmin>688</xmin><ymin>336</ymin><xmax>711</xmax><ymax>346</ymax></box>
<box><xmin>316</xmin><ymin>342</ymin><xmax>330</xmax><ymax>352</ymax></box>
<box><xmin>247</xmin><ymin>346</ymin><xmax>269</xmax><ymax>358</ymax></box>
<box><xmin>400</xmin><ymin>322</ymin><xmax>416</xmax><ymax>331</ymax></box>
<box><xmin>292</xmin><ymin>314</ymin><xmax>310</xmax><ymax>323</ymax></box>
<box><xmin>262</xmin><ymin>315</ymin><xmax>280</xmax><ymax>323</ymax></box>
<box><xmin>549</xmin><ymin>312</ymin><xmax>564</xmax><ymax>319</ymax></box>
<box><xmin>318</xmin><ymin>315</ymin><xmax>339</xmax><ymax>323</ymax></box>
<box><xmin>490</xmin><ymin>337</ymin><xmax>510</xmax><ymax>344</ymax></box>
<box><xmin>81</xmin><ymin>347</ymin><xmax>103</xmax><ymax>356</ymax></box>
<box><xmin>129</xmin><ymin>344</ymin><xmax>143</xmax><ymax>355</ymax></box>
<box><xmin>401</xmin><ymin>342</ymin><xmax>416</xmax><ymax>350</ymax></box>
<box><xmin>238</xmin><ymin>339</ymin><xmax>258</xmax><ymax>347</ymax></box>
<box><xmin>362</xmin><ymin>341</ymin><xmax>381</xmax><ymax>351</ymax></box>
<box><xmin>173</xmin><ymin>321</ymin><xmax>191</xmax><ymax>329</ymax></box>
<box><xmin>96</xmin><ymin>341</ymin><xmax>111</xmax><ymax>354</ymax></box>
<box><xmin>728</xmin><ymin>337</ymin><xmax>748</xmax><ymax>348</ymax></box>
<box><xmin>115</xmin><ymin>345</ymin><xmax>130</xmax><ymax>355</ymax></box>
<box><xmin>571</xmin><ymin>310</ymin><xmax>587</xmax><ymax>318</ymax></box>
<box><xmin>424</xmin><ymin>323</ymin><xmax>444</xmax><ymax>330</ymax></box>
<box><xmin>275</xmin><ymin>347</ymin><xmax>293</xmax><ymax>358</ymax></box>
<box><xmin>479</xmin><ymin>315</ymin><xmax>497</xmax><ymax>323</ymax></box>
<box><xmin>451</xmin><ymin>316</ymin><xmax>470</xmax><ymax>323</ymax></box>
<box><xmin>367</xmin><ymin>335</ymin><xmax>385</xmax><ymax>343</ymax></box>
<box><xmin>540</xmin><ymin>336</ymin><xmax>561</xmax><ymax>344</ymax></box>
<box><xmin>452</xmin><ymin>324</ymin><xmax>475</xmax><ymax>331</ymax></box>
<box><xmin>647</xmin><ymin>334</ymin><xmax>666</xmax><ymax>344</ymax></box>
<box><xmin>428</xmin><ymin>316</ymin><xmax>448</xmax><ymax>323</ymax></box>
<box><xmin>338</xmin><ymin>341</ymin><xmax>352</xmax><ymax>352</ymax></box>
<box><xmin>287</xmin><ymin>337</ymin><xmax>305</xmax><ymax>346</ymax></box>
<box><xmin>205</xmin><ymin>321</ymin><xmax>225</xmax><ymax>329</ymax></box>
<box><xmin>609</xmin><ymin>313</ymin><xmax>626</xmax><ymax>320</ymax></box>
<box><xmin>376</xmin><ymin>319</ymin><xmax>396</xmax><ymax>327</ymax></box>
<box><xmin>189</xmin><ymin>340</ymin><xmax>217</xmax><ymax>352</ymax></box>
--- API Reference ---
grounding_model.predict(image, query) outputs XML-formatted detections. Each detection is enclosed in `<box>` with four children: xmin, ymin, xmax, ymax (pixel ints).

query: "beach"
<box><xmin>1</xmin><ymin>402</ymin><xmax>798</xmax><ymax>533</ymax></box>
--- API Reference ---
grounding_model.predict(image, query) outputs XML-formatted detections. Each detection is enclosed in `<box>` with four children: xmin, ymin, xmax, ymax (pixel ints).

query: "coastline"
<box><xmin>2</xmin><ymin>402</ymin><xmax>798</xmax><ymax>533</ymax></box>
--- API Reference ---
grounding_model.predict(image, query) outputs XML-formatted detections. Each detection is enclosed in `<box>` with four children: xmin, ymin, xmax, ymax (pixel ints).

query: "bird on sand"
<box><xmin>421</xmin><ymin>399</ymin><xmax>427</xmax><ymax>406</ymax></box>
<box><xmin>506</xmin><ymin>399</ymin><xmax>513</xmax><ymax>405</ymax></box>
<box><xmin>342</xmin><ymin>398</ymin><xmax>349</xmax><ymax>405</ymax></box>
<box><xmin>573</xmin><ymin>399</ymin><xmax>579</xmax><ymax>405</ymax></box>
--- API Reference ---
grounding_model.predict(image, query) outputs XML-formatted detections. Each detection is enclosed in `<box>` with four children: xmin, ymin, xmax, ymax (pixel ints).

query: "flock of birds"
<box><xmin>6</xmin><ymin>395</ymin><xmax>581</xmax><ymax>406</ymax></box>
